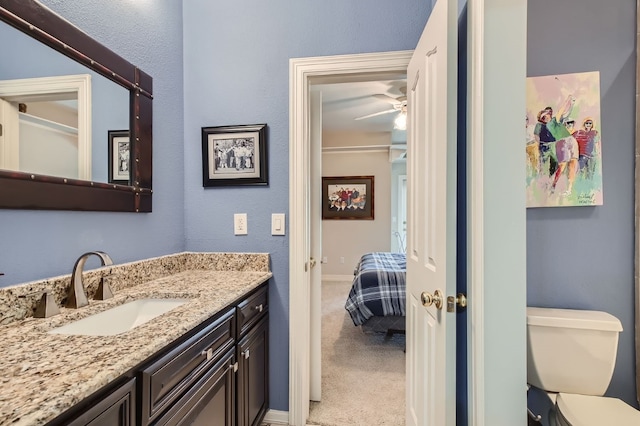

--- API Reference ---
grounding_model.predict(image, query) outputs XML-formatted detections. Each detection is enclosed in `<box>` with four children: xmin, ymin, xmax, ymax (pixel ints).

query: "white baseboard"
<box><xmin>321</xmin><ymin>274</ymin><xmax>353</xmax><ymax>281</ymax></box>
<box><xmin>263</xmin><ymin>409</ymin><xmax>289</xmax><ymax>425</ymax></box>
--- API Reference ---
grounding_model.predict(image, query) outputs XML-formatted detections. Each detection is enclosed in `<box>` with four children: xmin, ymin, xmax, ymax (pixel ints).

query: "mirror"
<box><xmin>0</xmin><ymin>0</ymin><xmax>152</xmax><ymax>212</ymax></box>
<box><xmin>0</xmin><ymin>18</ymin><xmax>130</xmax><ymax>182</ymax></box>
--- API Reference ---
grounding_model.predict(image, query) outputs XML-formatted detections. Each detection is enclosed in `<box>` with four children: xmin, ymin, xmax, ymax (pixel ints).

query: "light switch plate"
<box><xmin>234</xmin><ymin>213</ymin><xmax>247</xmax><ymax>235</ymax></box>
<box><xmin>272</xmin><ymin>213</ymin><xmax>285</xmax><ymax>235</ymax></box>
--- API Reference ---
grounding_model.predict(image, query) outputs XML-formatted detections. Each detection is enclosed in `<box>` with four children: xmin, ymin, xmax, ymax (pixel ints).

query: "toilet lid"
<box><xmin>556</xmin><ymin>393</ymin><xmax>640</xmax><ymax>426</ymax></box>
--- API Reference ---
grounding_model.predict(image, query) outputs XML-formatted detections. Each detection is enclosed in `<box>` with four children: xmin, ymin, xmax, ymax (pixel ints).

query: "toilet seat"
<box><xmin>556</xmin><ymin>393</ymin><xmax>640</xmax><ymax>426</ymax></box>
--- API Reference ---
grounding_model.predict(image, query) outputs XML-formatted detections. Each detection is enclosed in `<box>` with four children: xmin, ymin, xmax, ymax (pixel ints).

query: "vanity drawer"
<box><xmin>141</xmin><ymin>308</ymin><xmax>235</xmax><ymax>424</ymax></box>
<box><xmin>65</xmin><ymin>378</ymin><xmax>136</xmax><ymax>426</ymax></box>
<box><xmin>237</xmin><ymin>285</ymin><xmax>268</xmax><ymax>337</ymax></box>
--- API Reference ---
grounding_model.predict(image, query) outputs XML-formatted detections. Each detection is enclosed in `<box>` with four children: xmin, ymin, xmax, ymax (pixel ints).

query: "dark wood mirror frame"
<box><xmin>0</xmin><ymin>0</ymin><xmax>152</xmax><ymax>212</ymax></box>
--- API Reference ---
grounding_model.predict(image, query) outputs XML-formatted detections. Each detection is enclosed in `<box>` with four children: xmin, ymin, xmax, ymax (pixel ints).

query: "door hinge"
<box><xmin>0</xmin><ymin>123</ymin><xmax>3</xmax><ymax>136</ymax></box>
<box><xmin>447</xmin><ymin>293</ymin><xmax>467</xmax><ymax>313</ymax></box>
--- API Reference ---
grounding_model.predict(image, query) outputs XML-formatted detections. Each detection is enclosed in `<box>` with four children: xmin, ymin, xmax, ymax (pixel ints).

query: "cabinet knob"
<box><xmin>244</xmin><ymin>349</ymin><xmax>250</xmax><ymax>359</ymax></box>
<box><xmin>201</xmin><ymin>348</ymin><xmax>213</xmax><ymax>360</ymax></box>
<box><xmin>254</xmin><ymin>304</ymin><xmax>263</xmax><ymax>313</ymax></box>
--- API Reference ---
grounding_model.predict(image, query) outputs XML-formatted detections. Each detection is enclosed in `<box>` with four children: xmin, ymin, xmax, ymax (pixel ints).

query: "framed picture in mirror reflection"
<box><xmin>108</xmin><ymin>130</ymin><xmax>130</xmax><ymax>184</ymax></box>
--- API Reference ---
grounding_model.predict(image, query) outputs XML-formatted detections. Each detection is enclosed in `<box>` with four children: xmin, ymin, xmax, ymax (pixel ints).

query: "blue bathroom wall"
<box><xmin>0</xmin><ymin>0</ymin><xmax>185</xmax><ymax>285</ymax></box>
<box><xmin>527</xmin><ymin>0</ymin><xmax>638</xmax><ymax>407</ymax></box>
<box><xmin>182</xmin><ymin>0</ymin><xmax>431</xmax><ymax>411</ymax></box>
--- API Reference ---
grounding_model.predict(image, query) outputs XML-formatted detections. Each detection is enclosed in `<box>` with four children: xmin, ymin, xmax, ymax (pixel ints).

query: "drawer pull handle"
<box><xmin>254</xmin><ymin>304</ymin><xmax>264</xmax><ymax>313</ymax></box>
<box><xmin>201</xmin><ymin>348</ymin><xmax>214</xmax><ymax>361</ymax></box>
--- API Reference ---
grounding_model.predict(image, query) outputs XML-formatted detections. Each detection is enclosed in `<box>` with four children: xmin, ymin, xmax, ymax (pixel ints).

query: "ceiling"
<box><xmin>315</xmin><ymin>78</ymin><xmax>407</xmax><ymax>144</ymax></box>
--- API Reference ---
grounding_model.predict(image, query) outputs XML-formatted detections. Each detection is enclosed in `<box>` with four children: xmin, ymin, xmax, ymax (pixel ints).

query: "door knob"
<box><xmin>447</xmin><ymin>293</ymin><xmax>467</xmax><ymax>313</ymax></box>
<box><xmin>310</xmin><ymin>257</ymin><xmax>317</xmax><ymax>268</ymax></box>
<box><xmin>421</xmin><ymin>289</ymin><xmax>444</xmax><ymax>310</ymax></box>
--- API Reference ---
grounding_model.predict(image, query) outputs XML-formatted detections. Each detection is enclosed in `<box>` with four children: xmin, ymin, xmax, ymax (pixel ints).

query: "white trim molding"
<box><xmin>466</xmin><ymin>0</ymin><xmax>527</xmax><ymax>423</ymax></box>
<box><xmin>468</xmin><ymin>1</ymin><xmax>486</xmax><ymax>423</ymax></box>
<box><xmin>289</xmin><ymin>50</ymin><xmax>412</xmax><ymax>426</ymax></box>
<box><xmin>263</xmin><ymin>409</ymin><xmax>290</xmax><ymax>425</ymax></box>
<box><xmin>0</xmin><ymin>74</ymin><xmax>92</xmax><ymax>180</ymax></box>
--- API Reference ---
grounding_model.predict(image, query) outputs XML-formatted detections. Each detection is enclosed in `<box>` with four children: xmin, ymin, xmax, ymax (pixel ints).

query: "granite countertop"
<box><xmin>0</xmin><ymin>268</ymin><xmax>272</xmax><ymax>426</ymax></box>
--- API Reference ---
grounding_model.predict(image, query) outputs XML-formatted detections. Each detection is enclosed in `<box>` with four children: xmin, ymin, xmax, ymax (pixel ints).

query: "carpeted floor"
<box><xmin>306</xmin><ymin>280</ymin><xmax>406</xmax><ymax>426</ymax></box>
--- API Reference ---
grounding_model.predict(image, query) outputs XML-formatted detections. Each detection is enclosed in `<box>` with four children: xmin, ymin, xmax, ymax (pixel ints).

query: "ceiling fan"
<box><xmin>354</xmin><ymin>86</ymin><xmax>407</xmax><ymax>121</ymax></box>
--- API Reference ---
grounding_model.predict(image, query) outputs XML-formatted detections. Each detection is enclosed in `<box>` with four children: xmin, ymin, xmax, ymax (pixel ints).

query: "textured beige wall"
<box><xmin>321</xmin><ymin>132</ymin><xmax>392</xmax><ymax>276</ymax></box>
<box><xmin>322</xmin><ymin>130</ymin><xmax>391</xmax><ymax>149</ymax></box>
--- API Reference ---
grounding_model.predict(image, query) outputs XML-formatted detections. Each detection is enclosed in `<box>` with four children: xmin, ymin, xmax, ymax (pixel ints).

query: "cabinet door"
<box><xmin>237</xmin><ymin>316</ymin><xmax>269</xmax><ymax>426</ymax></box>
<box><xmin>236</xmin><ymin>286</ymin><xmax>268</xmax><ymax>337</ymax></box>
<box><xmin>67</xmin><ymin>378</ymin><xmax>136</xmax><ymax>426</ymax></box>
<box><xmin>153</xmin><ymin>349</ymin><xmax>236</xmax><ymax>426</ymax></box>
<box><xmin>142</xmin><ymin>308</ymin><xmax>235</xmax><ymax>424</ymax></box>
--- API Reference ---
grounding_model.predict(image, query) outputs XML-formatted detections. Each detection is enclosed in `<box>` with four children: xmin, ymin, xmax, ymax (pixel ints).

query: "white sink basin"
<box><xmin>49</xmin><ymin>298</ymin><xmax>189</xmax><ymax>336</ymax></box>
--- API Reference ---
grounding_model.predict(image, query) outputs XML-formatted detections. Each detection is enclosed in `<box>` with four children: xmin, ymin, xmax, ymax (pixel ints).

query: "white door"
<box><xmin>405</xmin><ymin>0</ymin><xmax>457</xmax><ymax>424</ymax></box>
<box><xmin>309</xmin><ymin>88</ymin><xmax>323</xmax><ymax>402</ymax></box>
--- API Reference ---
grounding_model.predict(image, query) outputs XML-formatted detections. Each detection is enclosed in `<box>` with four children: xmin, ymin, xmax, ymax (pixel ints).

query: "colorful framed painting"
<box><xmin>526</xmin><ymin>71</ymin><xmax>603</xmax><ymax>207</ymax></box>
<box><xmin>322</xmin><ymin>176</ymin><xmax>374</xmax><ymax>220</ymax></box>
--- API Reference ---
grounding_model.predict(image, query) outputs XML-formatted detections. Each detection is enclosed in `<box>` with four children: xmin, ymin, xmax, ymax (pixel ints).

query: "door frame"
<box><xmin>289</xmin><ymin>0</ymin><xmax>527</xmax><ymax>423</ymax></box>
<box><xmin>288</xmin><ymin>50</ymin><xmax>484</xmax><ymax>426</ymax></box>
<box><xmin>0</xmin><ymin>74</ymin><xmax>92</xmax><ymax>179</ymax></box>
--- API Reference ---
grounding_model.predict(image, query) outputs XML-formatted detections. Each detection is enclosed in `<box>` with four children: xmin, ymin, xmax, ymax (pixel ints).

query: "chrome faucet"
<box><xmin>66</xmin><ymin>251</ymin><xmax>113</xmax><ymax>309</ymax></box>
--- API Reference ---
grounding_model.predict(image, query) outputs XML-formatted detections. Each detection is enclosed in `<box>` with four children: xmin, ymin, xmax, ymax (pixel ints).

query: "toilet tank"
<box><xmin>526</xmin><ymin>307</ymin><xmax>623</xmax><ymax>396</ymax></box>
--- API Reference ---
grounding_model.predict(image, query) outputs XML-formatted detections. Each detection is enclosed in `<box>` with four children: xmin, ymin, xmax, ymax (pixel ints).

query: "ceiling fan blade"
<box><xmin>372</xmin><ymin>94</ymin><xmax>402</xmax><ymax>106</ymax></box>
<box><xmin>354</xmin><ymin>108</ymin><xmax>397</xmax><ymax>121</ymax></box>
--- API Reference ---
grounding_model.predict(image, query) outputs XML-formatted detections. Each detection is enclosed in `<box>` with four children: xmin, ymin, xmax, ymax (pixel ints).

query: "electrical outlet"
<box><xmin>322</xmin><ymin>256</ymin><xmax>328</xmax><ymax>264</ymax></box>
<box><xmin>234</xmin><ymin>213</ymin><xmax>247</xmax><ymax>235</ymax></box>
<box><xmin>340</xmin><ymin>257</ymin><xmax>345</xmax><ymax>264</ymax></box>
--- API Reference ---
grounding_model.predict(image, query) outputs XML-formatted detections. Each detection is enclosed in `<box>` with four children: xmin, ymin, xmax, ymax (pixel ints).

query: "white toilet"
<box><xmin>526</xmin><ymin>306</ymin><xmax>640</xmax><ymax>425</ymax></box>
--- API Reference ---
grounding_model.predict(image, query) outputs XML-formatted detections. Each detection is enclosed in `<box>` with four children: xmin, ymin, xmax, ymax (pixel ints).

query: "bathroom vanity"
<box><xmin>58</xmin><ymin>283</ymin><xmax>268</xmax><ymax>426</ymax></box>
<box><xmin>0</xmin><ymin>252</ymin><xmax>271</xmax><ymax>426</ymax></box>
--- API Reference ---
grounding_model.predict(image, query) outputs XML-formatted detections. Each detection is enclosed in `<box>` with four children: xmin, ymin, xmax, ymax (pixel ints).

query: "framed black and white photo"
<box><xmin>108</xmin><ymin>130</ymin><xmax>130</xmax><ymax>184</ymax></box>
<box><xmin>201</xmin><ymin>124</ymin><xmax>268</xmax><ymax>187</ymax></box>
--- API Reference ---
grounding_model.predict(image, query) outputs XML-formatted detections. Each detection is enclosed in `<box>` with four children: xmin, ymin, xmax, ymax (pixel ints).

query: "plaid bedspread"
<box><xmin>344</xmin><ymin>252</ymin><xmax>406</xmax><ymax>326</ymax></box>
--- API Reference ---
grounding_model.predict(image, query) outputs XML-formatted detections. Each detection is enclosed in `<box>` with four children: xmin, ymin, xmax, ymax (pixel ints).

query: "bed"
<box><xmin>344</xmin><ymin>252</ymin><xmax>406</xmax><ymax>334</ymax></box>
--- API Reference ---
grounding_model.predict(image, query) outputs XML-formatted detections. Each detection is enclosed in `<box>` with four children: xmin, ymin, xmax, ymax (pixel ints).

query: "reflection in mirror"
<box><xmin>0</xmin><ymin>0</ymin><xmax>152</xmax><ymax>212</ymax></box>
<box><xmin>0</xmin><ymin>20</ymin><xmax>130</xmax><ymax>184</ymax></box>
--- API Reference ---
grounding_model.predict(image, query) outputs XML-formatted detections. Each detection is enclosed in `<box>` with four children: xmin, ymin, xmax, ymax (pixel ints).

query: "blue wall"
<box><xmin>182</xmin><ymin>0</ymin><xmax>431</xmax><ymax>411</ymax></box>
<box><xmin>527</xmin><ymin>0</ymin><xmax>637</xmax><ymax>407</ymax></box>
<box><xmin>0</xmin><ymin>0</ymin><xmax>185</xmax><ymax>285</ymax></box>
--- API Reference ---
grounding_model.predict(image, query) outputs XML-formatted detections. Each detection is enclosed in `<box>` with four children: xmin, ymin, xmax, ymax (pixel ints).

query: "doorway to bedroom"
<box><xmin>307</xmin><ymin>74</ymin><xmax>408</xmax><ymax>425</ymax></box>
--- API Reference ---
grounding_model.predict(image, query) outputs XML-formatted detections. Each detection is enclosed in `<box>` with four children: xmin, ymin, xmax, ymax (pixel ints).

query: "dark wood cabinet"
<box><xmin>141</xmin><ymin>308</ymin><xmax>235</xmax><ymax>425</ymax></box>
<box><xmin>46</xmin><ymin>281</ymin><xmax>269</xmax><ymax>426</ymax></box>
<box><xmin>67</xmin><ymin>378</ymin><xmax>136</xmax><ymax>426</ymax></box>
<box><xmin>151</xmin><ymin>349</ymin><xmax>236</xmax><ymax>426</ymax></box>
<box><xmin>236</xmin><ymin>286</ymin><xmax>268</xmax><ymax>337</ymax></box>
<box><xmin>145</xmin><ymin>281</ymin><xmax>269</xmax><ymax>426</ymax></box>
<box><xmin>237</xmin><ymin>316</ymin><xmax>269</xmax><ymax>426</ymax></box>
